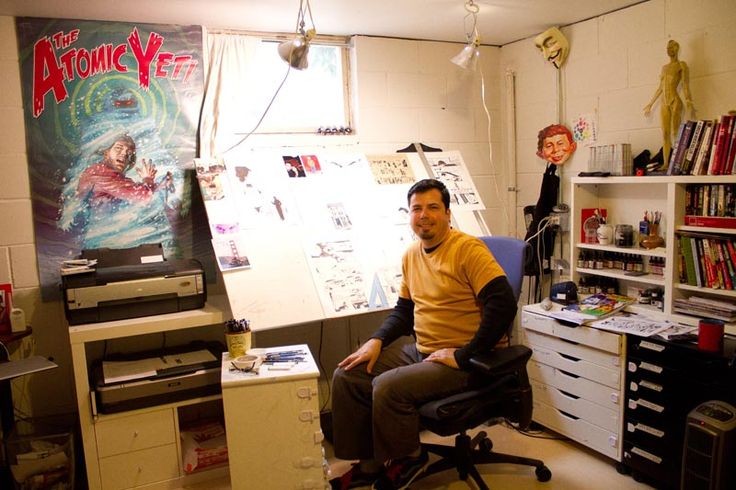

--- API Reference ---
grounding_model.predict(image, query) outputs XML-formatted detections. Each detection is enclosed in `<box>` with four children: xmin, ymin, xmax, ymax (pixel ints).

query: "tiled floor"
<box><xmin>180</xmin><ymin>423</ymin><xmax>655</xmax><ymax>489</ymax></box>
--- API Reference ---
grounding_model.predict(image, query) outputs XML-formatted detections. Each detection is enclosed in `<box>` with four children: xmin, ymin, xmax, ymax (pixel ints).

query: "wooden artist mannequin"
<box><xmin>643</xmin><ymin>39</ymin><xmax>694</xmax><ymax>168</ymax></box>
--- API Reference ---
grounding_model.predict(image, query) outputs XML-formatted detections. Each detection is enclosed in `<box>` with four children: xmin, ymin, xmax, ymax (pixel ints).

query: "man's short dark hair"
<box><xmin>407</xmin><ymin>179</ymin><xmax>450</xmax><ymax>209</ymax></box>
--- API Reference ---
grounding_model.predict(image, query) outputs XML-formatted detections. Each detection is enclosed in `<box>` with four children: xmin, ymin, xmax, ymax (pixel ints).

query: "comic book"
<box><xmin>550</xmin><ymin>292</ymin><xmax>636</xmax><ymax>325</ymax></box>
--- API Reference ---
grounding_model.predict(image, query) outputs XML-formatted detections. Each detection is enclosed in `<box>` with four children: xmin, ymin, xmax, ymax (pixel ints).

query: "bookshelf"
<box><xmin>570</xmin><ymin>175</ymin><xmax>736</xmax><ymax>334</ymax></box>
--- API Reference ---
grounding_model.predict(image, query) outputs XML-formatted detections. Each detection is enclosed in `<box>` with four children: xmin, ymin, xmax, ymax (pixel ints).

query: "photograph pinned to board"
<box><xmin>283</xmin><ymin>155</ymin><xmax>306</xmax><ymax>178</ymax></box>
<box><xmin>212</xmin><ymin>235</ymin><xmax>251</xmax><ymax>272</ymax></box>
<box><xmin>367</xmin><ymin>154</ymin><xmax>416</xmax><ymax>185</ymax></box>
<box><xmin>423</xmin><ymin>151</ymin><xmax>485</xmax><ymax>211</ymax></box>
<box><xmin>195</xmin><ymin>159</ymin><xmax>231</xmax><ymax>201</ymax></box>
<box><xmin>303</xmin><ymin>236</ymin><xmax>374</xmax><ymax>316</ymax></box>
<box><xmin>300</xmin><ymin>155</ymin><xmax>322</xmax><ymax>175</ymax></box>
<box><xmin>225</xmin><ymin>153</ymin><xmax>299</xmax><ymax>228</ymax></box>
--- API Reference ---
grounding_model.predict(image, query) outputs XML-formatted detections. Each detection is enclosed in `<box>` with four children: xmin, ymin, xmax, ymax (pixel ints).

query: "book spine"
<box><xmin>671</xmin><ymin>120</ymin><xmax>695</xmax><ymax>175</ymax></box>
<box><xmin>712</xmin><ymin>115</ymin><xmax>733</xmax><ymax>175</ymax></box>
<box><xmin>727</xmin><ymin>240</ymin><xmax>736</xmax><ymax>285</ymax></box>
<box><xmin>692</xmin><ymin>237</ymin><xmax>704</xmax><ymax>287</ymax></box>
<box><xmin>693</xmin><ymin>120</ymin><xmax>714</xmax><ymax>175</ymax></box>
<box><xmin>717</xmin><ymin>241</ymin><xmax>734</xmax><ymax>290</ymax></box>
<box><xmin>683</xmin><ymin>215</ymin><xmax>736</xmax><ymax>228</ymax></box>
<box><xmin>683</xmin><ymin>119</ymin><xmax>705</xmax><ymax>175</ymax></box>
<box><xmin>680</xmin><ymin>234</ymin><xmax>697</xmax><ymax>286</ymax></box>
<box><xmin>702</xmin><ymin>238</ymin><xmax>719</xmax><ymax>288</ymax></box>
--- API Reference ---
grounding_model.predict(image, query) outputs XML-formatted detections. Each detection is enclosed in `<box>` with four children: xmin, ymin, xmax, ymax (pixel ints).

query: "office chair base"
<box><xmin>420</xmin><ymin>431</ymin><xmax>551</xmax><ymax>490</ymax></box>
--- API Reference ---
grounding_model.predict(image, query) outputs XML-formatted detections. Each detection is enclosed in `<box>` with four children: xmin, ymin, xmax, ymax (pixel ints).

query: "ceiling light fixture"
<box><xmin>278</xmin><ymin>0</ymin><xmax>317</xmax><ymax>70</ymax></box>
<box><xmin>451</xmin><ymin>0</ymin><xmax>481</xmax><ymax>70</ymax></box>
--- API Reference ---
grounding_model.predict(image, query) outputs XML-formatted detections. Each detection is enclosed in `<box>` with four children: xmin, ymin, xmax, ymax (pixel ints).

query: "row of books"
<box><xmin>677</xmin><ymin>233</ymin><xmax>736</xmax><ymax>290</ymax></box>
<box><xmin>667</xmin><ymin>114</ymin><xmax>736</xmax><ymax>175</ymax></box>
<box><xmin>684</xmin><ymin>184</ymin><xmax>736</xmax><ymax>220</ymax></box>
<box><xmin>673</xmin><ymin>296</ymin><xmax>736</xmax><ymax>322</ymax></box>
<box><xmin>587</xmin><ymin>143</ymin><xmax>633</xmax><ymax>176</ymax></box>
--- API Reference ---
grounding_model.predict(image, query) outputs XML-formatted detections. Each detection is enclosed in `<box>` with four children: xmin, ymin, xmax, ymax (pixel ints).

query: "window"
<box><xmin>245</xmin><ymin>39</ymin><xmax>351</xmax><ymax>134</ymax></box>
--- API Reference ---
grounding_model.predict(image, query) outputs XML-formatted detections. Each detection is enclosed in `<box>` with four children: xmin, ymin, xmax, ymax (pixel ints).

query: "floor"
<box><xmin>181</xmin><ymin>423</ymin><xmax>655</xmax><ymax>489</ymax></box>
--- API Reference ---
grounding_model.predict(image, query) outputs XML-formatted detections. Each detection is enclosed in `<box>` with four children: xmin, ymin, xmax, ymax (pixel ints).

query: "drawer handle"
<box><xmin>558</xmin><ymin>409</ymin><xmax>579</xmax><ymax>420</ymax></box>
<box><xmin>559</xmin><ymin>389</ymin><xmax>579</xmax><ymax>400</ymax></box>
<box><xmin>558</xmin><ymin>352</ymin><xmax>581</xmax><ymax>362</ymax></box>
<box><xmin>557</xmin><ymin>369</ymin><xmax>579</xmax><ymax>379</ymax></box>
<box><xmin>133</xmin><ymin>431</ymin><xmax>139</xmax><ymax>438</ymax></box>
<box><xmin>558</xmin><ymin>337</ymin><xmax>580</xmax><ymax>346</ymax></box>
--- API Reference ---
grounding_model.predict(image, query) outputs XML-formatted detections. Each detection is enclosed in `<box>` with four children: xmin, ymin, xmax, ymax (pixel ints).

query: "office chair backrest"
<box><xmin>479</xmin><ymin>236</ymin><xmax>528</xmax><ymax>301</ymax></box>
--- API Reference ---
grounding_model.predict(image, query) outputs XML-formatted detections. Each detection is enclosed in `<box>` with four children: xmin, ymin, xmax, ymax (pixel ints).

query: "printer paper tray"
<box><xmin>95</xmin><ymin>367</ymin><xmax>221</xmax><ymax>414</ymax></box>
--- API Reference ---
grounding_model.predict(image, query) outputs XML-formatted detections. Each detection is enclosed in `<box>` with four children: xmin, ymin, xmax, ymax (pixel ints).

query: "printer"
<box><xmin>93</xmin><ymin>341</ymin><xmax>223</xmax><ymax>414</ymax></box>
<box><xmin>62</xmin><ymin>244</ymin><xmax>207</xmax><ymax>325</ymax></box>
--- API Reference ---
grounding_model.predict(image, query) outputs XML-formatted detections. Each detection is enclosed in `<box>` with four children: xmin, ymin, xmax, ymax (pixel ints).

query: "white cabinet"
<box><xmin>221</xmin><ymin>345</ymin><xmax>326</xmax><ymax>490</ymax></box>
<box><xmin>68</xmin><ymin>300</ymin><xmax>228</xmax><ymax>490</ymax></box>
<box><xmin>521</xmin><ymin>305</ymin><xmax>625</xmax><ymax>460</ymax></box>
<box><xmin>570</xmin><ymin>175</ymin><xmax>736</xmax><ymax>334</ymax></box>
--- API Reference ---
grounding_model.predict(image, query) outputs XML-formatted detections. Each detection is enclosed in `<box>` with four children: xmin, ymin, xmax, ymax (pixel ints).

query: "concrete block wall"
<box><xmin>2</xmin><ymin>0</ymin><xmax>734</xmax><ymax>418</ymax></box>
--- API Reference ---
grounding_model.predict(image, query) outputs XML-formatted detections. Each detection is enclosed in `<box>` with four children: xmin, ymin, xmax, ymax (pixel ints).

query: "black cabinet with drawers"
<box><xmin>621</xmin><ymin>335</ymin><xmax>736</xmax><ymax>489</ymax></box>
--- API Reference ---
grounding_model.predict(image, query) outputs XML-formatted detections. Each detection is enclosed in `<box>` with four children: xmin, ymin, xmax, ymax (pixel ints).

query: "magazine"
<box><xmin>550</xmin><ymin>292</ymin><xmax>636</xmax><ymax>325</ymax></box>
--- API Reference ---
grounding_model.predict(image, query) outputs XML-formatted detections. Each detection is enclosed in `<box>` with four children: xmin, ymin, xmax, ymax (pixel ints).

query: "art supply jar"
<box><xmin>615</xmin><ymin>224</ymin><xmax>634</xmax><ymax>247</ymax></box>
<box><xmin>225</xmin><ymin>319</ymin><xmax>252</xmax><ymax>358</ymax></box>
<box><xmin>698</xmin><ymin>319</ymin><xmax>724</xmax><ymax>352</ymax></box>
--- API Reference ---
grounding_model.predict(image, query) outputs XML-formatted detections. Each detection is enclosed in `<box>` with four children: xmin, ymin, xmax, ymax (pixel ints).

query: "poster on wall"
<box><xmin>15</xmin><ymin>18</ymin><xmax>205</xmax><ymax>299</ymax></box>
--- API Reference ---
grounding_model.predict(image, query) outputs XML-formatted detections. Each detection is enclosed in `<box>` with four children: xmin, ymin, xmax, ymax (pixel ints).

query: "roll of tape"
<box><xmin>10</xmin><ymin>308</ymin><xmax>26</xmax><ymax>333</ymax></box>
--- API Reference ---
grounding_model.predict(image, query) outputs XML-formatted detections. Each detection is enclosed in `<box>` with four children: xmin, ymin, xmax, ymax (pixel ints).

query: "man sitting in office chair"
<box><xmin>330</xmin><ymin>179</ymin><xmax>517</xmax><ymax>490</ymax></box>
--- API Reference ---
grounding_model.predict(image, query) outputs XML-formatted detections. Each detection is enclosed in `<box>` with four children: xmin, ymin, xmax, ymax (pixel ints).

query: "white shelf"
<box><xmin>677</xmin><ymin>225</ymin><xmax>736</xmax><ymax>235</ymax></box>
<box><xmin>576</xmin><ymin>267</ymin><xmax>665</xmax><ymax>286</ymax></box>
<box><xmin>576</xmin><ymin>243</ymin><xmax>666</xmax><ymax>257</ymax></box>
<box><xmin>69</xmin><ymin>296</ymin><xmax>229</xmax><ymax>343</ymax></box>
<box><xmin>674</xmin><ymin>283</ymin><xmax>736</xmax><ymax>298</ymax></box>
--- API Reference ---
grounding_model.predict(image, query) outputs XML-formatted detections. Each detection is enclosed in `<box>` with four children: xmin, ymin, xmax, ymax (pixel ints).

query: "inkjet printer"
<box><xmin>62</xmin><ymin>244</ymin><xmax>206</xmax><ymax>325</ymax></box>
<box><xmin>92</xmin><ymin>341</ymin><xmax>223</xmax><ymax>414</ymax></box>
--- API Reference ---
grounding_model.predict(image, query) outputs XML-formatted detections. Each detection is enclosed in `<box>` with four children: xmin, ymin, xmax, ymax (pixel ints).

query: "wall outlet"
<box><xmin>548</xmin><ymin>214</ymin><xmax>561</xmax><ymax>225</ymax></box>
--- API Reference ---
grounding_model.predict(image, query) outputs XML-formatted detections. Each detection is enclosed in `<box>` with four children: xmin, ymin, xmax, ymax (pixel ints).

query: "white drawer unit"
<box><xmin>521</xmin><ymin>305</ymin><xmax>625</xmax><ymax>461</ymax></box>
<box><xmin>95</xmin><ymin>409</ymin><xmax>176</xmax><ymax>458</ymax></box>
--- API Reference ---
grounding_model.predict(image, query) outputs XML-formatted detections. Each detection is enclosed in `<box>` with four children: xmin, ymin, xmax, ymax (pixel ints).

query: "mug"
<box><xmin>596</xmin><ymin>224</ymin><xmax>614</xmax><ymax>245</ymax></box>
<box><xmin>226</xmin><ymin>331</ymin><xmax>252</xmax><ymax>358</ymax></box>
<box><xmin>698</xmin><ymin>319</ymin><xmax>724</xmax><ymax>352</ymax></box>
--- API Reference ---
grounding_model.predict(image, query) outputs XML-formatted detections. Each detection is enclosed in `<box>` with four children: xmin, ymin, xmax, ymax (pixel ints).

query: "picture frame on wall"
<box><xmin>0</xmin><ymin>283</ymin><xmax>12</xmax><ymax>333</ymax></box>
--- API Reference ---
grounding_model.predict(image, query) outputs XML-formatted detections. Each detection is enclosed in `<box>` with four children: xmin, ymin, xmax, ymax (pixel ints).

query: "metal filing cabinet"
<box><xmin>621</xmin><ymin>335</ymin><xmax>736</xmax><ymax>489</ymax></box>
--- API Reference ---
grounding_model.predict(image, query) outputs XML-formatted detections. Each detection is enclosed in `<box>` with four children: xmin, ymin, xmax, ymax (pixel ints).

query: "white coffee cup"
<box><xmin>597</xmin><ymin>224</ymin><xmax>613</xmax><ymax>245</ymax></box>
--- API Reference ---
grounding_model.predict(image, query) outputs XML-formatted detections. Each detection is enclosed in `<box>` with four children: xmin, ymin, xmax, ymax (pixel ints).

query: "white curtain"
<box><xmin>200</xmin><ymin>29</ymin><xmax>261</xmax><ymax>158</ymax></box>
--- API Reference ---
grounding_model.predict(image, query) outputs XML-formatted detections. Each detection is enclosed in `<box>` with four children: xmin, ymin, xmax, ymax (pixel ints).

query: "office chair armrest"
<box><xmin>469</xmin><ymin>345</ymin><xmax>532</xmax><ymax>375</ymax></box>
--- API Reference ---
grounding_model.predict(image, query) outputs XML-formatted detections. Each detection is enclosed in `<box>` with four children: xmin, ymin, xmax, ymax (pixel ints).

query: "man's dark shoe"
<box><xmin>372</xmin><ymin>450</ymin><xmax>429</xmax><ymax>490</ymax></box>
<box><xmin>330</xmin><ymin>463</ymin><xmax>382</xmax><ymax>490</ymax></box>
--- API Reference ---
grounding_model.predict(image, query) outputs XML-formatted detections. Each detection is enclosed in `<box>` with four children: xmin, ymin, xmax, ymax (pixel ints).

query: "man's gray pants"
<box><xmin>331</xmin><ymin>336</ymin><xmax>475</xmax><ymax>462</ymax></box>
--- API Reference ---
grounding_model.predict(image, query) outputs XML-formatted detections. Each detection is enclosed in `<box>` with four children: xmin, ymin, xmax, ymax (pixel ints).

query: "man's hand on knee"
<box><xmin>338</xmin><ymin>338</ymin><xmax>382</xmax><ymax>373</ymax></box>
<box><xmin>423</xmin><ymin>348</ymin><xmax>459</xmax><ymax>369</ymax></box>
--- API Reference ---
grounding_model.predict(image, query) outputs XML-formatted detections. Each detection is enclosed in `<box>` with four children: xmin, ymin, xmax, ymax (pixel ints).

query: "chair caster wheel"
<box><xmin>535</xmin><ymin>465</ymin><xmax>552</xmax><ymax>482</ymax></box>
<box><xmin>615</xmin><ymin>463</ymin><xmax>630</xmax><ymax>475</ymax></box>
<box><xmin>479</xmin><ymin>438</ymin><xmax>493</xmax><ymax>453</ymax></box>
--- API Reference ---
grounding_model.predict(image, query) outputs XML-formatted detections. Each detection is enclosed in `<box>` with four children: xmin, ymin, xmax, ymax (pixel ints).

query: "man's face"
<box><xmin>534</xmin><ymin>27</ymin><xmax>569</xmax><ymax>69</ymax></box>
<box><xmin>542</xmin><ymin>134</ymin><xmax>576</xmax><ymax>165</ymax></box>
<box><xmin>104</xmin><ymin>140</ymin><xmax>135</xmax><ymax>173</ymax></box>
<box><xmin>409</xmin><ymin>188</ymin><xmax>451</xmax><ymax>246</ymax></box>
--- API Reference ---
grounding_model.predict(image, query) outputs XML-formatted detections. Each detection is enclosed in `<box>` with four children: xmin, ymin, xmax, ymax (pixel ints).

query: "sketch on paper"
<box><xmin>424</xmin><ymin>152</ymin><xmax>485</xmax><ymax>210</ymax></box>
<box><xmin>225</xmin><ymin>154</ymin><xmax>296</xmax><ymax>228</ymax></box>
<box><xmin>367</xmin><ymin>155</ymin><xmax>416</xmax><ymax>185</ymax></box>
<box><xmin>327</xmin><ymin>203</ymin><xmax>353</xmax><ymax>230</ymax></box>
<box><xmin>305</xmin><ymin>238</ymin><xmax>371</xmax><ymax>315</ymax></box>
<box><xmin>590</xmin><ymin>313</ymin><xmax>674</xmax><ymax>337</ymax></box>
<box><xmin>212</xmin><ymin>235</ymin><xmax>251</xmax><ymax>272</ymax></box>
<box><xmin>203</xmin><ymin>199</ymin><xmax>240</xmax><ymax>237</ymax></box>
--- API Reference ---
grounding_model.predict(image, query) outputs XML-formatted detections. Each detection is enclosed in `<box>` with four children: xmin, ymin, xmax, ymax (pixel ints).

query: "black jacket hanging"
<box><xmin>523</xmin><ymin>164</ymin><xmax>559</xmax><ymax>276</ymax></box>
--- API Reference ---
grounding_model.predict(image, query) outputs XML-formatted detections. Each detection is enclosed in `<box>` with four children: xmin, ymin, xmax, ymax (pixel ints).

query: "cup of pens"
<box><xmin>225</xmin><ymin>319</ymin><xmax>251</xmax><ymax>358</ymax></box>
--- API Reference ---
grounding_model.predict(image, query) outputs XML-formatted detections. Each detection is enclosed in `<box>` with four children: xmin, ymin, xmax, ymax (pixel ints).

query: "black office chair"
<box><xmin>416</xmin><ymin>236</ymin><xmax>551</xmax><ymax>489</ymax></box>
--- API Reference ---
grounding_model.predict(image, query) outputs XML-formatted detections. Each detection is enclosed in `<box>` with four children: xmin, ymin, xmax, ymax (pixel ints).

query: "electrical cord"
<box><xmin>221</xmin><ymin>59</ymin><xmax>293</xmax><ymax>155</ymax></box>
<box><xmin>316</xmin><ymin>321</ymin><xmax>332</xmax><ymax>413</ymax></box>
<box><xmin>501</xmin><ymin>418</ymin><xmax>570</xmax><ymax>441</ymax></box>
